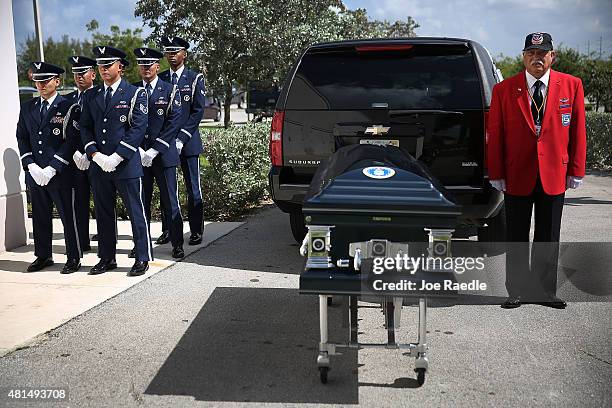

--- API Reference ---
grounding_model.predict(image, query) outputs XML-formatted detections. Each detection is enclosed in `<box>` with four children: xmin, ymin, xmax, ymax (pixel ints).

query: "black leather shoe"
<box><xmin>128</xmin><ymin>247</ymin><xmax>136</xmax><ymax>258</ymax></box>
<box><xmin>128</xmin><ymin>261</ymin><xmax>149</xmax><ymax>276</ymax></box>
<box><xmin>61</xmin><ymin>259</ymin><xmax>81</xmax><ymax>274</ymax></box>
<box><xmin>155</xmin><ymin>231</ymin><xmax>170</xmax><ymax>245</ymax></box>
<box><xmin>538</xmin><ymin>295</ymin><xmax>567</xmax><ymax>309</ymax></box>
<box><xmin>91</xmin><ymin>234</ymin><xmax>98</xmax><ymax>241</ymax></box>
<box><xmin>26</xmin><ymin>257</ymin><xmax>54</xmax><ymax>272</ymax></box>
<box><xmin>188</xmin><ymin>233</ymin><xmax>202</xmax><ymax>245</ymax></box>
<box><xmin>501</xmin><ymin>296</ymin><xmax>521</xmax><ymax>309</ymax></box>
<box><xmin>172</xmin><ymin>246</ymin><xmax>185</xmax><ymax>259</ymax></box>
<box><xmin>89</xmin><ymin>259</ymin><xmax>117</xmax><ymax>275</ymax></box>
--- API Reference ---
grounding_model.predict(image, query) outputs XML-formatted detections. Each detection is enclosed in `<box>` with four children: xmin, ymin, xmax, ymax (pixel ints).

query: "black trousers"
<box><xmin>161</xmin><ymin>155</ymin><xmax>203</xmax><ymax>236</ymax></box>
<box><xmin>504</xmin><ymin>176</ymin><xmax>565</xmax><ymax>299</ymax></box>
<box><xmin>143</xmin><ymin>165</ymin><xmax>183</xmax><ymax>247</ymax></box>
<box><xmin>74</xmin><ymin>169</ymin><xmax>91</xmax><ymax>249</ymax></box>
<box><xmin>90</xmin><ymin>176</ymin><xmax>153</xmax><ymax>262</ymax></box>
<box><xmin>30</xmin><ymin>184</ymin><xmax>81</xmax><ymax>260</ymax></box>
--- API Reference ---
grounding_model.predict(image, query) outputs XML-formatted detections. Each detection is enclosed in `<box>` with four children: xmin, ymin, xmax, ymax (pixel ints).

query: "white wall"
<box><xmin>0</xmin><ymin>0</ymin><xmax>28</xmax><ymax>251</ymax></box>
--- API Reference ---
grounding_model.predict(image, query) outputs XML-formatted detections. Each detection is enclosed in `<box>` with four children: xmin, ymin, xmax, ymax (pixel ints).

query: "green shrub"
<box><xmin>200</xmin><ymin>123</ymin><xmax>270</xmax><ymax>220</ymax></box>
<box><xmin>586</xmin><ymin>112</ymin><xmax>612</xmax><ymax>169</ymax></box>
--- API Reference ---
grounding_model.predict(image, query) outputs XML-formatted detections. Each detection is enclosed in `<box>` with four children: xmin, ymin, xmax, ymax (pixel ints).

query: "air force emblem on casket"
<box><xmin>363</xmin><ymin>166</ymin><xmax>395</xmax><ymax>179</ymax></box>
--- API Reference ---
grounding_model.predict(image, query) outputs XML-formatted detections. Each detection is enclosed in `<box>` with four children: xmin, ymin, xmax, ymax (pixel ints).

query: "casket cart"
<box><xmin>298</xmin><ymin>145</ymin><xmax>462</xmax><ymax>385</ymax></box>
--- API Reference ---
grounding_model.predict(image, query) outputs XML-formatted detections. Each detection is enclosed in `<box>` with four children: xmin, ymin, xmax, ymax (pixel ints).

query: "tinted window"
<box><xmin>286</xmin><ymin>45</ymin><xmax>482</xmax><ymax>110</ymax></box>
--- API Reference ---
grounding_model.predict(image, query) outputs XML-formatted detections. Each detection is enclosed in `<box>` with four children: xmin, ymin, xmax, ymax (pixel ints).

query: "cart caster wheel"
<box><xmin>319</xmin><ymin>366</ymin><xmax>329</xmax><ymax>384</ymax></box>
<box><xmin>415</xmin><ymin>368</ymin><xmax>426</xmax><ymax>386</ymax></box>
<box><xmin>327</xmin><ymin>297</ymin><xmax>333</xmax><ymax>306</ymax></box>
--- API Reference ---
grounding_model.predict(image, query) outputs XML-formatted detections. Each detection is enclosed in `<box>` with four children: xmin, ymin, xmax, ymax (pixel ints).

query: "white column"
<box><xmin>0</xmin><ymin>0</ymin><xmax>28</xmax><ymax>251</ymax></box>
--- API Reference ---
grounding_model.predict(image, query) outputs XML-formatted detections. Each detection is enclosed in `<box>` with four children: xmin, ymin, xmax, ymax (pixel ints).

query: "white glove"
<box><xmin>80</xmin><ymin>154</ymin><xmax>90</xmax><ymax>170</ymax></box>
<box><xmin>490</xmin><ymin>179</ymin><xmax>506</xmax><ymax>192</ymax></box>
<box><xmin>106</xmin><ymin>152</ymin><xmax>124</xmax><ymax>172</ymax></box>
<box><xmin>73</xmin><ymin>151</ymin><xmax>90</xmax><ymax>171</ymax></box>
<box><xmin>566</xmin><ymin>176</ymin><xmax>583</xmax><ymax>189</ymax></box>
<box><xmin>176</xmin><ymin>139</ymin><xmax>184</xmax><ymax>154</ymax></box>
<box><xmin>27</xmin><ymin>163</ymin><xmax>45</xmax><ymax>186</ymax></box>
<box><xmin>142</xmin><ymin>148</ymin><xmax>158</xmax><ymax>167</ymax></box>
<box><xmin>92</xmin><ymin>153</ymin><xmax>111</xmax><ymax>172</ymax></box>
<box><xmin>40</xmin><ymin>166</ymin><xmax>57</xmax><ymax>186</ymax></box>
<box><xmin>139</xmin><ymin>147</ymin><xmax>147</xmax><ymax>166</ymax></box>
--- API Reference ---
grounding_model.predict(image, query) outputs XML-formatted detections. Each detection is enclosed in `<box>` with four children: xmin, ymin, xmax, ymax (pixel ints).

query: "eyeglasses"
<box><xmin>524</xmin><ymin>49</ymin><xmax>551</xmax><ymax>57</ymax></box>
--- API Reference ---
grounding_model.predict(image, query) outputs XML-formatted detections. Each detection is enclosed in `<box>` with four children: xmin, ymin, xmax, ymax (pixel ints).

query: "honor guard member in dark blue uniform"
<box><xmin>80</xmin><ymin>46</ymin><xmax>152</xmax><ymax>276</ymax></box>
<box><xmin>16</xmin><ymin>62</ymin><xmax>82</xmax><ymax>274</ymax></box>
<box><xmin>132</xmin><ymin>47</ymin><xmax>185</xmax><ymax>259</ymax></box>
<box><xmin>159</xmin><ymin>36</ymin><xmax>206</xmax><ymax>246</ymax></box>
<box><xmin>66</xmin><ymin>55</ymin><xmax>97</xmax><ymax>252</ymax></box>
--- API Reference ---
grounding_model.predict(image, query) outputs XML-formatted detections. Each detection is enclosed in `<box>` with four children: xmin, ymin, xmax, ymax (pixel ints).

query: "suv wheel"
<box><xmin>289</xmin><ymin>211</ymin><xmax>307</xmax><ymax>243</ymax></box>
<box><xmin>477</xmin><ymin>204</ymin><xmax>506</xmax><ymax>242</ymax></box>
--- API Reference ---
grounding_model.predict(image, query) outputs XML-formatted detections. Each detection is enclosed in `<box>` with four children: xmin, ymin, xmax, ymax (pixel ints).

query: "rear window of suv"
<box><xmin>286</xmin><ymin>44</ymin><xmax>482</xmax><ymax>110</ymax></box>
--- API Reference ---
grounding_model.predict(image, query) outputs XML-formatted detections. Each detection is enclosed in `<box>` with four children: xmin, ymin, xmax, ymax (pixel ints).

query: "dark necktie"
<box><xmin>105</xmin><ymin>87</ymin><xmax>113</xmax><ymax>109</ymax></box>
<box><xmin>531</xmin><ymin>80</ymin><xmax>544</xmax><ymax>125</ymax></box>
<box><xmin>77</xmin><ymin>92</ymin><xmax>82</xmax><ymax>107</ymax></box>
<box><xmin>172</xmin><ymin>73</ymin><xmax>178</xmax><ymax>85</ymax></box>
<box><xmin>40</xmin><ymin>100</ymin><xmax>49</xmax><ymax>122</ymax></box>
<box><xmin>145</xmin><ymin>82</ymin><xmax>152</xmax><ymax>97</ymax></box>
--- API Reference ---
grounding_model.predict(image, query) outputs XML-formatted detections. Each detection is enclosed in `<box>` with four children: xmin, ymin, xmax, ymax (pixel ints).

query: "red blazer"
<box><xmin>486</xmin><ymin>69</ymin><xmax>586</xmax><ymax>196</ymax></box>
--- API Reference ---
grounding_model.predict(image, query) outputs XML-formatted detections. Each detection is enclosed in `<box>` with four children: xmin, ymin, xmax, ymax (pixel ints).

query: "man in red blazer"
<box><xmin>487</xmin><ymin>32</ymin><xmax>587</xmax><ymax>309</ymax></box>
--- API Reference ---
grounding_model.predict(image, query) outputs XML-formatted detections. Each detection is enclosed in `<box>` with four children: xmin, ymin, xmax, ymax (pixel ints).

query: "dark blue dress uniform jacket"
<box><xmin>158</xmin><ymin>68</ymin><xmax>205</xmax><ymax>157</ymax></box>
<box><xmin>17</xmin><ymin>95</ymin><xmax>79</xmax><ymax>188</ymax></box>
<box><xmin>135</xmin><ymin>79</ymin><xmax>182</xmax><ymax>167</ymax></box>
<box><xmin>80</xmin><ymin>79</ymin><xmax>148</xmax><ymax>179</ymax></box>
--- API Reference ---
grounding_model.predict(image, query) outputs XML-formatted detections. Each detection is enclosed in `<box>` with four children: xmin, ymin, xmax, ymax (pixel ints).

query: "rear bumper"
<box><xmin>269</xmin><ymin>166</ymin><xmax>503</xmax><ymax>221</ymax></box>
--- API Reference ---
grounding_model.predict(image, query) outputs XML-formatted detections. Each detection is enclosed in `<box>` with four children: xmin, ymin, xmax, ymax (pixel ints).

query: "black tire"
<box><xmin>289</xmin><ymin>211</ymin><xmax>307</xmax><ymax>243</ymax></box>
<box><xmin>319</xmin><ymin>367</ymin><xmax>329</xmax><ymax>384</ymax></box>
<box><xmin>477</xmin><ymin>204</ymin><xmax>506</xmax><ymax>242</ymax></box>
<box><xmin>415</xmin><ymin>368</ymin><xmax>426</xmax><ymax>386</ymax></box>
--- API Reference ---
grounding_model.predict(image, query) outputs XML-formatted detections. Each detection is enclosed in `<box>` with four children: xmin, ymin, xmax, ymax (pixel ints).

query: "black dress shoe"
<box><xmin>61</xmin><ymin>259</ymin><xmax>81</xmax><ymax>274</ymax></box>
<box><xmin>91</xmin><ymin>234</ymin><xmax>98</xmax><ymax>241</ymax></box>
<box><xmin>128</xmin><ymin>247</ymin><xmax>136</xmax><ymax>258</ymax></box>
<box><xmin>26</xmin><ymin>257</ymin><xmax>54</xmax><ymax>272</ymax></box>
<box><xmin>128</xmin><ymin>261</ymin><xmax>149</xmax><ymax>276</ymax></box>
<box><xmin>172</xmin><ymin>246</ymin><xmax>185</xmax><ymax>259</ymax></box>
<box><xmin>89</xmin><ymin>259</ymin><xmax>117</xmax><ymax>275</ymax></box>
<box><xmin>501</xmin><ymin>296</ymin><xmax>521</xmax><ymax>309</ymax></box>
<box><xmin>188</xmin><ymin>233</ymin><xmax>202</xmax><ymax>245</ymax></box>
<box><xmin>155</xmin><ymin>231</ymin><xmax>170</xmax><ymax>245</ymax></box>
<box><xmin>538</xmin><ymin>295</ymin><xmax>567</xmax><ymax>309</ymax></box>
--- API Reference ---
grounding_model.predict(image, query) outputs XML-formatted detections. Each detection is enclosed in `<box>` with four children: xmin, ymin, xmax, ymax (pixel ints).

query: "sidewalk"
<box><xmin>0</xmin><ymin>218</ymin><xmax>242</xmax><ymax>356</ymax></box>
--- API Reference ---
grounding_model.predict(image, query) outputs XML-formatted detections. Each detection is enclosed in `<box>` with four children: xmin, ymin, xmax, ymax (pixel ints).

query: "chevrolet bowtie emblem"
<box><xmin>364</xmin><ymin>125</ymin><xmax>390</xmax><ymax>136</ymax></box>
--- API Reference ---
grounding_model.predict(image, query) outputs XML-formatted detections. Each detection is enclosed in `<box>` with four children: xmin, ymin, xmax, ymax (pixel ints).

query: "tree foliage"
<box><xmin>16</xmin><ymin>20</ymin><xmax>168</xmax><ymax>87</ymax></box>
<box><xmin>134</xmin><ymin>0</ymin><xmax>419</xmax><ymax>126</ymax></box>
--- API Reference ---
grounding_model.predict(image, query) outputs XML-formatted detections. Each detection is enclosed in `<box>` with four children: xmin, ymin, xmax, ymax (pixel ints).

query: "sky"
<box><xmin>11</xmin><ymin>0</ymin><xmax>612</xmax><ymax>58</ymax></box>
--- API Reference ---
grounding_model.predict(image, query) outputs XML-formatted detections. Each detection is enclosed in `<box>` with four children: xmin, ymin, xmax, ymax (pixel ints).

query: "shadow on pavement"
<box><xmin>145</xmin><ymin>287</ymin><xmax>359</xmax><ymax>404</ymax></box>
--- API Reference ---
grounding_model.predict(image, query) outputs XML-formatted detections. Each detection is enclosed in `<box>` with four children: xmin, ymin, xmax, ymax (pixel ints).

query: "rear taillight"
<box><xmin>270</xmin><ymin>111</ymin><xmax>284</xmax><ymax>166</ymax></box>
<box><xmin>483</xmin><ymin>109</ymin><xmax>489</xmax><ymax>171</ymax></box>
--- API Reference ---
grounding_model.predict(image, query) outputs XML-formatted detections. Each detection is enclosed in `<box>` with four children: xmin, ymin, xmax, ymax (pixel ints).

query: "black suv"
<box><xmin>268</xmin><ymin>37</ymin><xmax>505</xmax><ymax>242</ymax></box>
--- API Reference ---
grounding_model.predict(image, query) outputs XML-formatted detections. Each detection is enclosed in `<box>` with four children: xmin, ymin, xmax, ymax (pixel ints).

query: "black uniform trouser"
<box><xmin>143</xmin><ymin>165</ymin><xmax>183</xmax><ymax>247</ymax></box>
<box><xmin>180</xmin><ymin>155</ymin><xmax>204</xmax><ymax>235</ymax></box>
<box><xmin>504</xmin><ymin>176</ymin><xmax>565</xmax><ymax>300</ymax></box>
<box><xmin>74</xmin><ymin>169</ymin><xmax>91</xmax><ymax>249</ymax></box>
<box><xmin>90</xmin><ymin>176</ymin><xmax>153</xmax><ymax>262</ymax></box>
<box><xmin>30</xmin><ymin>184</ymin><xmax>81</xmax><ymax>260</ymax></box>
